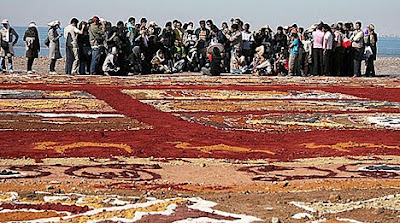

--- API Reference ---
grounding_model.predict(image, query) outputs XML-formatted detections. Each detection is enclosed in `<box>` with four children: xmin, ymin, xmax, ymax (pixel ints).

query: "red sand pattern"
<box><xmin>0</xmin><ymin>83</ymin><xmax>399</xmax><ymax>161</ymax></box>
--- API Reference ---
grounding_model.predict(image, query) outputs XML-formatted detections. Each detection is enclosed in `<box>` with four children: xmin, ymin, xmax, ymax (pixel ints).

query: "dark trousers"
<box><xmin>332</xmin><ymin>47</ymin><xmax>344</xmax><ymax>76</ymax></box>
<box><xmin>27</xmin><ymin>58</ymin><xmax>35</xmax><ymax>71</ymax></box>
<box><xmin>323</xmin><ymin>49</ymin><xmax>333</xmax><ymax>75</ymax></box>
<box><xmin>300</xmin><ymin>52</ymin><xmax>310</xmax><ymax>76</ymax></box>
<box><xmin>50</xmin><ymin>59</ymin><xmax>57</xmax><ymax>72</ymax></box>
<box><xmin>353</xmin><ymin>48</ymin><xmax>364</xmax><ymax>76</ymax></box>
<box><xmin>312</xmin><ymin>48</ymin><xmax>323</xmax><ymax>76</ymax></box>
<box><xmin>343</xmin><ymin>48</ymin><xmax>354</xmax><ymax>76</ymax></box>
<box><xmin>242</xmin><ymin>48</ymin><xmax>253</xmax><ymax>66</ymax></box>
<box><xmin>365</xmin><ymin>58</ymin><xmax>376</xmax><ymax>77</ymax></box>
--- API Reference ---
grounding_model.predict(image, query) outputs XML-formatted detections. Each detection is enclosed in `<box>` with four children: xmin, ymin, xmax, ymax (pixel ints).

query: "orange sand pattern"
<box><xmin>34</xmin><ymin>142</ymin><xmax>133</xmax><ymax>154</ymax></box>
<box><xmin>303</xmin><ymin>141</ymin><xmax>400</xmax><ymax>152</ymax></box>
<box><xmin>172</xmin><ymin>142</ymin><xmax>275</xmax><ymax>155</ymax></box>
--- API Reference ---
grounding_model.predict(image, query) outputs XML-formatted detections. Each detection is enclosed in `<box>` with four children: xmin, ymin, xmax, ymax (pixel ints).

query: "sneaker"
<box><xmin>49</xmin><ymin>71</ymin><xmax>57</xmax><ymax>75</ymax></box>
<box><xmin>9</xmin><ymin>69</ymin><xmax>13</xmax><ymax>73</ymax></box>
<box><xmin>27</xmin><ymin>71</ymin><xmax>33</xmax><ymax>74</ymax></box>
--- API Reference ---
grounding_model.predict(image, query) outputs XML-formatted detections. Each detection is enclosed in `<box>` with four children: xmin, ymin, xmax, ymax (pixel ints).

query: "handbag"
<box><xmin>342</xmin><ymin>39</ymin><xmax>351</xmax><ymax>49</ymax></box>
<box><xmin>364</xmin><ymin>46</ymin><xmax>373</xmax><ymax>59</ymax></box>
<box><xmin>44</xmin><ymin>37</ymin><xmax>50</xmax><ymax>47</ymax></box>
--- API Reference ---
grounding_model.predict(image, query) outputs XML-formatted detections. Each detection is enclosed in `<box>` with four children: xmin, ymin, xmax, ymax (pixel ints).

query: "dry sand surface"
<box><xmin>5</xmin><ymin>56</ymin><xmax>400</xmax><ymax>76</ymax></box>
<box><xmin>0</xmin><ymin>61</ymin><xmax>399</xmax><ymax>222</ymax></box>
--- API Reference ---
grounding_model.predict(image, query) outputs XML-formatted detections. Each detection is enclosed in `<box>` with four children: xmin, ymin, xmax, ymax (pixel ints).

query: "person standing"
<box><xmin>89</xmin><ymin>16</ymin><xmax>106</xmax><ymax>75</ymax></box>
<box><xmin>365</xmin><ymin>24</ymin><xmax>378</xmax><ymax>77</ymax></box>
<box><xmin>322</xmin><ymin>24</ymin><xmax>334</xmax><ymax>76</ymax></box>
<box><xmin>195</xmin><ymin>20</ymin><xmax>210</xmax><ymax>68</ymax></box>
<box><xmin>312</xmin><ymin>23</ymin><xmax>324</xmax><ymax>76</ymax></box>
<box><xmin>23</xmin><ymin>22</ymin><xmax>40</xmax><ymax>74</ymax></box>
<box><xmin>332</xmin><ymin>24</ymin><xmax>344</xmax><ymax>76</ymax></box>
<box><xmin>274</xmin><ymin>26</ymin><xmax>288</xmax><ymax>54</ymax></box>
<box><xmin>64</xmin><ymin>18</ymin><xmax>85</xmax><ymax>74</ymax></box>
<box><xmin>47</xmin><ymin>20</ymin><xmax>62</xmax><ymax>74</ymax></box>
<box><xmin>350</xmin><ymin>21</ymin><xmax>364</xmax><ymax>77</ymax></box>
<box><xmin>242</xmin><ymin>23</ymin><xmax>254</xmax><ymax>65</ymax></box>
<box><xmin>300</xmin><ymin>31</ymin><xmax>312</xmax><ymax>76</ymax></box>
<box><xmin>77</xmin><ymin>21</ymin><xmax>91</xmax><ymax>75</ymax></box>
<box><xmin>0</xmin><ymin>19</ymin><xmax>18</xmax><ymax>73</ymax></box>
<box><xmin>126</xmin><ymin>17</ymin><xmax>136</xmax><ymax>46</ymax></box>
<box><xmin>222</xmin><ymin>24</ymin><xmax>242</xmax><ymax>73</ymax></box>
<box><xmin>288</xmin><ymin>33</ymin><xmax>300</xmax><ymax>76</ymax></box>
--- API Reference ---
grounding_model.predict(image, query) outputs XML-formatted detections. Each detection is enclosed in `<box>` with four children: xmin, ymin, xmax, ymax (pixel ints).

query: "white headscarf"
<box><xmin>28</xmin><ymin>21</ymin><xmax>37</xmax><ymax>28</ymax></box>
<box><xmin>1</xmin><ymin>19</ymin><xmax>10</xmax><ymax>42</ymax></box>
<box><xmin>48</xmin><ymin>20</ymin><xmax>61</xmax><ymax>28</ymax></box>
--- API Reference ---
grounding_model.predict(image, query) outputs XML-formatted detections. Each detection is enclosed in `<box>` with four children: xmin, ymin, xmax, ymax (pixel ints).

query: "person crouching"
<box><xmin>102</xmin><ymin>47</ymin><xmax>120</xmax><ymax>75</ymax></box>
<box><xmin>202</xmin><ymin>47</ymin><xmax>222</xmax><ymax>76</ymax></box>
<box><xmin>151</xmin><ymin>50</ymin><xmax>171</xmax><ymax>74</ymax></box>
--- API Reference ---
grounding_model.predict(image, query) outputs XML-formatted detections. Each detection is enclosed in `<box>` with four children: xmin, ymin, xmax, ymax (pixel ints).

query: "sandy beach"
<box><xmin>5</xmin><ymin>56</ymin><xmax>400</xmax><ymax>76</ymax></box>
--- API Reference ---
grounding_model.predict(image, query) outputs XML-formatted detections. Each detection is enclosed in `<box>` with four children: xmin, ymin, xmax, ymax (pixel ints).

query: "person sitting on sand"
<box><xmin>250</xmin><ymin>46</ymin><xmax>272</xmax><ymax>76</ymax></box>
<box><xmin>170</xmin><ymin>39</ymin><xmax>186</xmax><ymax>73</ymax></box>
<box><xmin>151</xmin><ymin>50</ymin><xmax>171</xmax><ymax>74</ymax></box>
<box><xmin>231</xmin><ymin>49</ymin><xmax>248</xmax><ymax>74</ymax></box>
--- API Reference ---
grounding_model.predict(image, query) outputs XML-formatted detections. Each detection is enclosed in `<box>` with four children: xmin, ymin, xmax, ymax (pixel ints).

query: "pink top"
<box><xmin>313</xmin><ymin>30</ymin><xmax>324</xmax><ymax>49</ymax></box>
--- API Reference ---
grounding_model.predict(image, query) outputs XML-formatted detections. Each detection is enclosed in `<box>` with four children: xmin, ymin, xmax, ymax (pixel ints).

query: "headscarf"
<box><xmin>48</xmin><ymin>20</ymin><xmax>61</xmax><ymax>28</ymax></box>
<box><xmin>1</xmin><ymin>19</ymin><xmax>11</xmax><ymax>42</ymax></box>
<box><xmin>28</xmin><ymin>21</ymin><xmax>37</xmax><ymax>28</ymax></box>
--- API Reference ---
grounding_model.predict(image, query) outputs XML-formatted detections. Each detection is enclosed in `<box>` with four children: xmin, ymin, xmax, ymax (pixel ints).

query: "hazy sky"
<box><xmin>3</xmin><ymin>0</ymin><xmax>400</xmax><ymax>35</ymax></box>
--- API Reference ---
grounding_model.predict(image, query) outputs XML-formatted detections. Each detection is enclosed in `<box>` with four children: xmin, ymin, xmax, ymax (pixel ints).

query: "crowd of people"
<box><xmin>0</xmin><ymin>17</ymin><xmax>378</xmax><ymax>77</ymax></box>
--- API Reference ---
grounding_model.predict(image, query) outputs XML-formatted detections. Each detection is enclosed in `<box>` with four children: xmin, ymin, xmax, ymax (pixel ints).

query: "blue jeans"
<box><xmin>0</xmin><ymin>56</ymin><xmax>13</xmax><ymax>72</ymax></box>
<box><xmin>90</xmin><ymin>47</ymin><xmax>102</xmax><ymax>75</ymax></box>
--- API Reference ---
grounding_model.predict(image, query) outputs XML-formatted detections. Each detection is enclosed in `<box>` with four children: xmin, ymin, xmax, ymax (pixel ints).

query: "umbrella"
<box><xmin>207</xmin><ymin>43</ymin><xmax>225</xmax><ymax>54</ymax></box>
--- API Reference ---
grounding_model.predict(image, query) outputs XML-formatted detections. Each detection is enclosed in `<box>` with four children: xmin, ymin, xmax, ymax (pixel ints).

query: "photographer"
<box><xmin>89</xmin><ymin>16</ymin><xmax>106</xmax><ymax>75</ymax></box>
<box><xmin>64</xmin><ymin>18</ymin><xmax>85</xmax><ymax>74</ymax></box>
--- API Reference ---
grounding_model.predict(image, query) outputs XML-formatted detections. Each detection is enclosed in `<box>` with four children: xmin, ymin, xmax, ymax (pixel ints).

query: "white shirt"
<box><xmin>242</xmin><ymin>31</ymin><xmax>254</xmax><ymax>50</ymax></box>
<box><xmin>323</xmin><ymin>31</ymin><xmax>333</xmax><ymax>50</ymax></box>
<box><xmin>64</xmin><ymin>24</ymin><xmax>80</xmax><ymax>47</ymax></box>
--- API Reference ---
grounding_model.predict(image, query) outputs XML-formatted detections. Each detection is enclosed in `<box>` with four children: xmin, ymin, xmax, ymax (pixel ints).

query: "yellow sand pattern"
<box><xmin>33</xmin><ymin>142</ymin><xmax>133</xmax><ymax>154</ymax></box>
<box><xmin>250</xmin><ymin>119</ymin><xmax>343</xmax><ymax>128</ymax></box>
<box><xmin>0</xmin><ymin>192</ymin><xmax>16</xmax><ymax>203</ymax></box>
<box><xmin>0</xmin><ymin>99</ymin><xmax>107</xmax><ymax>110</ymax></box>
<box><xmin>172</xmin><ymin>142</ymin><xmax>275</xmax><ymax>155</ymax></box>
<box><xmin>303</xmin><ymin>141</ymin><xmax>400</xmax><ymax>152</ymax></box>
<box><xmin>63</xmin><ymin>199</ymin><xmax>187</xmax><ymax>222</ymax></box>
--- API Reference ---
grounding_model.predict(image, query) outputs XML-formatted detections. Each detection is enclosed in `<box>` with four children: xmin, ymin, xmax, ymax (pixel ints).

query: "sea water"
<box><xmin>10</xmin><ymin>26</ymin><xmax>400</xmax><ymax>58</ymax></box>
